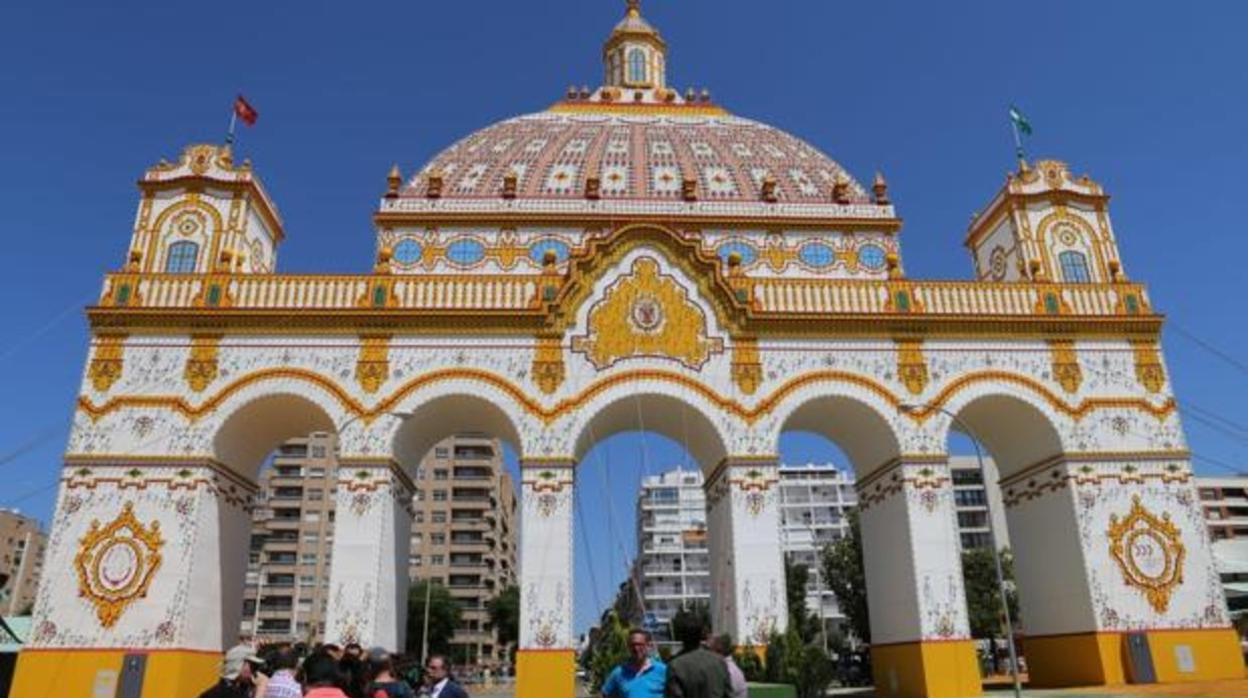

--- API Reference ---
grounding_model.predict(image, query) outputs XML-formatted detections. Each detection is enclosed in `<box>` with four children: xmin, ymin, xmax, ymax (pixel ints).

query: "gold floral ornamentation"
<box><xmin>1049</xmin><ymin>339</ymin><xmax>1083</xmax><ymax>394</ymax></box>
<box><xmin>74</xmin><ymin>502</ymin><xmax>165</xmax><ymax>628</ymax></box>
<box><xmin>88</xmin><ymin>335</ymin><xmax>127</xmax><ymax>393</ymax></box>
<box><xmin>1132</xmin><ymin>340</ymin><xmax>1166</xmax><ymax>393</ymax></box>
<box><xmin>355</xmin><ymin>336</ymin><xmax>390</xmax><ymax>394</ymax></box>
<box><xmin>1107</xmin><ymin>495</ymin><xmax>1185</xmax><ymax>613</ymax></box>
<box><xmin>731</xmin><ymin>337</ymin><xmax>762</xmax><ymax>395</ymax></box>
<box><xmin>571</xmin><ymin>257</ymin><xmax>723</xmax><ymax>370</ymax></box>
<box><xmin>184</xmin><ymin>335</ymin><xmax>220</xmax><ymax>393</ymax></box>
<box><xmin>896</xmin><ymin>339</ymin><xmax>929</xmax><ymax>395</ymax></box>
<box><xmin>532</xmin><ymin>336</ymin><xmax>565</xmax><ymax>395</ymax></box>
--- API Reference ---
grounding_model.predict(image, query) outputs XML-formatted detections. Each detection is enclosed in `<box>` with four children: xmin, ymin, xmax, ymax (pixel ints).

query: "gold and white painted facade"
<box><xmin>14</xmin><ymin>3</ymin><xmax>1243</xmax><ymax>697</ymax></box>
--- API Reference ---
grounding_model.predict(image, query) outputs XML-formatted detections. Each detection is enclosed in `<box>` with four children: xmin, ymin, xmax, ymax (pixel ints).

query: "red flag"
<box><xmin>234</xmin><ymin>95</ymin><xmax>258</xmax><ymax>126</ymax></box>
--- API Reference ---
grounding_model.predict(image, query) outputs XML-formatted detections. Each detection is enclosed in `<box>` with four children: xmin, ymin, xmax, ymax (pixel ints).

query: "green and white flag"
<box><xmin>1009</xmin><ymin>105</ymin><xmax>1033</xmax><ymax>136</ymax></box>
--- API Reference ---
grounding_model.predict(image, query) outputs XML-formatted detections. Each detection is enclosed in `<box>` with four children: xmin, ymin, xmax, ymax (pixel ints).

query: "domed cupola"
<box><xmin>603</xmin><ymin>0</ymin><xmax>667</xmax><ymax>90</ymax></box>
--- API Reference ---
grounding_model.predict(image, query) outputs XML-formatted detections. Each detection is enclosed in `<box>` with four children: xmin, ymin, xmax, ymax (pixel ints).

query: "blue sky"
<box><xmin>3</xmin><ymin>1</ymin><xmax>1248</xmax><ymax>635</ymax></box>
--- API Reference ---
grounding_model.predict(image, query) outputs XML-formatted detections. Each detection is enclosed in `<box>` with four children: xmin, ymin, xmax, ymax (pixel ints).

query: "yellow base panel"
<box><xmin>11</xmin><ymin>649</ymin><xmax>221</xmax><ymax>697</ymax></box>
<box><xmin>1144</xmin><ymin>628</ymin><xmax>1244</xmax><ymax>683</ymax></box>
<box><xmin>1026</xmin><ymin>632</ymin><xmax>1126</xmax><ymax>687</ymax></box>
<box><xmin>872</xmin><ymin>639</ymin><xmax>982</xmax><ymax>698</ymax></box>
<box><xmin>517</xmin><ymin>649</ymin><xmax>576</xmax><ymax>698</ymax></box>
<box><xmin>1026</xmin><ymin>628</ymin><xmax>1245</xmax><ymax>687</ymax></box>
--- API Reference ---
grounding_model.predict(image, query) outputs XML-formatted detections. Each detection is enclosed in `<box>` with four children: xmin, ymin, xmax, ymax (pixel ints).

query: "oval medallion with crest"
<box><xmin>629</xmin><ymin>294</ymin><xmax>664</xmax><ymax>333</ymax></box>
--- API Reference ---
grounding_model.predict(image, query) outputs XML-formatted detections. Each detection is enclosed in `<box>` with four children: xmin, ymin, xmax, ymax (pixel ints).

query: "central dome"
<box><xmin>401</xmin><ymin>109</ymin><xmax>868</xmax><ymax>205</ymax></box>
<box><xmin>396</xmin><ymin>1</ymin><xmax>874</xmax><ymax>211</ymax></box>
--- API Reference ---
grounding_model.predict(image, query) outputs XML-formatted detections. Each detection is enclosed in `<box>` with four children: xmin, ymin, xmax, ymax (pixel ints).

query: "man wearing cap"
<box><xmin>199</xmin><ymin>644</ymin><xmax>264</xmax><ymax>698</ymax></box>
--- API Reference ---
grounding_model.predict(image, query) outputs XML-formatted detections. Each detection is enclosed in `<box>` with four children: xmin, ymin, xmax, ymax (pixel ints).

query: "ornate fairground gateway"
<box><xmin>13</xmin><ymin>3</ymin><xmax>1245</xmax><ymax>697</ymax></box>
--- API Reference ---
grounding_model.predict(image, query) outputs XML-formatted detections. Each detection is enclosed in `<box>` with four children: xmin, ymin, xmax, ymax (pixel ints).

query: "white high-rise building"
<box><xmin>634</xmin><ymin>460</ymin><xmax>1012</xmax><ymax>640</ymax></box>
<box><xmin>634</xmin><ymin>468</ymin><xmax>710</xmax><ymax>641</ymax></box>
<box><xmin>777</xmin><ymin>464</ymin><xmax>858</xmax><ymax>635</ymax></box>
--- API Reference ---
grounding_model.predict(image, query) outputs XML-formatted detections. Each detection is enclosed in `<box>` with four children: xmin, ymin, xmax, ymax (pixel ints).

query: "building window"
<box><xmin>1058</xmin><ymin>250</ymin><xmax>1091</xmax><ymax>283</ymax></box>
<box><xmin>432</xmin><ymin>490</ymin><xmax>448</xmax><ymax>502</ymax></box>
<box><xmin>628</xmin><ymin>48</ymin><xmax>647</xmax><ymax>83</ymax></box>
<box><xmin>165</xmin><ymin>241</ymin><xmax>200</xmax><ymax>273</ymax></box>
<box><xmin>435</xmin><ymin>448</ymin><xmax>450</xmax><ymax>459</ymax></box>
<box><xmin>431</xmin><ymin>533</ymin><xmax>446</xmax><ymax>545</ymax></box>
<box><xmin>432</xmin><ymin>511</ymin><xmax>448</xmax><ymax>524</ymax></box>
<box><xmin>310</xmin><ymin>446</ymin><xmax>326</xmax><ymax>458</ymax></box>
<box><xmin>434</xmin><ymin>469</ymin><xmax>449</xmax><ymax>481</ymax></box>
<box><xmin>431</xmin><ymin>555</ymin><xmax>445</xmax><ymax>566</ymax></box>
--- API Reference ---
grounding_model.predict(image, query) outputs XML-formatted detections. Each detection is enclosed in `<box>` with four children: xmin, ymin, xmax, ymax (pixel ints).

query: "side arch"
<box><xmin>939</xmin><ymin>383</ymin><xmax>1066</xmax><ymax>481</ymax></box>
<box><xmin>212</xmin><ymin>391</ymin><xmax>338</xmax><ymax>480</ymax></box>
<box><xmin>770</xmin><ymin>385</ymin><xmax>903</xmax><ymax>479</ymax></box>
<box><xmin>390</xmin><ymin>391</ymin><xmax>525</xmax><ymax>472</ymax></box>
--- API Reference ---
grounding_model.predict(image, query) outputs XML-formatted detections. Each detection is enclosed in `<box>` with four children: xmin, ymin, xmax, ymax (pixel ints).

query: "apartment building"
<box><xmin>777</xmin><ymin>464</ymin><xmax>857</xmax><ymax>635</ymax></box>
<box><xmin>240</xmin><ymin>432</ymin><xmax>338</xmax><ymax>642</ymax></box>
<box><xmin>949</xmin><ymin>455</ymin><xmax>1010</xmax><ymax>552</ymax></box>
<box><xmin>410</xmin><ymin>434</ymin><xmax>519</xmax><ymax>666</ymax></box>
<box><xmin>632</xmin><ymin>458</ymin><xmax>1010</xmax><ymax>639</ymax></box>
<box><xmin>633</xmin><ymin>468</ymin><xmax>710</xmax><ymax>642</ymax></box>
<box><xmin>0</xmin><ymin>510</ymin><xmax>45</xmax><ymax>616</ymax></box>
<box><xmin>1196</xmin><ymin>476</ymin><xmax>1248</xmax><ymax>619</ymax></box>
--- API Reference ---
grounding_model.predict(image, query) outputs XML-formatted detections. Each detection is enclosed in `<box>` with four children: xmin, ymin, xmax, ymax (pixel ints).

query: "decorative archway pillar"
<box><xmin>1003</xmin><ymin>454</ymin><xmax>1243</xmax><ymax>686</ymax></box>
<box><xmin>515</xmin><ymin>460</ymin><xmax>575</xmax><ymax>698</ymax></box>
<box><xmin>856</xmin><ymin>457</ymin><xmax>980</xmax><ymax>698</ymax></box>
<box><xmin>12</xmin><ymin>459</ymin><xmax>256</xmax><ymax>697</ymax></box>
<box><xmin>705</xmin><ymin>457</ymin><xmax>788</xmax><ymax>647</ymax></box>
<box><xmin>323</xmin><ymin>459</ymin><xmax>414</xmax><ymax>650</ymax></box>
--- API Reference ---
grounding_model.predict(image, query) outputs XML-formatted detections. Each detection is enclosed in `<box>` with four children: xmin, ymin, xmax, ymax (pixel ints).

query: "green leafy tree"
<box><xmin>586</xmin><ymin>611</ymin><xmax>629</xmax><ymax>694</ymax></box>
<box><xmin>406</xmin><ymin>580</ymin><xmax>462</xmax><ymax>659</ymax></box>
<box><xmin>821</xmin><ymin>509</ymin><xmax>870</xmax><ymax>643</ymax></box>
<box><xmin>784</xmin><ymin>556</ymin><xmax>820</xmax><ymax>643</ymax></box>
<box><xmin>762</xmin><ymin>629</ymin><xmax>836</xmax><ymax>698</ymax></box>
<box><xmin>961</xmin><ymin>546</ymin><xmax>1021</xmax><ymax>674</ymax></box>
<box><xmin>486</xmin><ymin>585</ymin><xmax>520</xmax><ymax>652</ymax></box>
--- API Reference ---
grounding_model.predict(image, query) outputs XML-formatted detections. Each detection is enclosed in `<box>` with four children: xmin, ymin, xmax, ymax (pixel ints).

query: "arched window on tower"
<box><xmin>1058</xmin><ymin>250</ymin><xmax>1091</xmax><ymax>283</ymax></box>
<box><xmin>165</xmin><ymin>241</ymin><xmax>200</xmax><ymax>273</ymax></box>
<box><xmin>628</xmin><ymin>48</ymin><xmax>647</xmax><ymax>84</ymax></box>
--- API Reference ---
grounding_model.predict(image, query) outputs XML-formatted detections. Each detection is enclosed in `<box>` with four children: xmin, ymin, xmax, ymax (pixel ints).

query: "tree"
<box><xmin>762</xmin><ymin>629</ymin><xmax>836</xmax><ymax>698</ymax></box>
<box><xmin>961</xmin><ymin>546</ymin><xmax>1021</xmax><ymax>674</ymax></box>
<box><xmin>821</xmin><ymin>509</ymin><xmax>870</xmax><ymax>643</ymax></box>
<box><xmin>784</xmin><ymin>556</ymin><xmax>819</xmax><ymax>643</ymax></box>
<box><xmin>406</xmin><ymin>580</ymin><xmax>461</xmax><ymax>659</ymax></box>
<box><xmin>585</xmin><ymin>611</ymin><xmax>629</xmax><ymax>694</ymax></box>
<box><xmin>486</xmin><ymin>585</ymin><xmax>520</xmax><ymax>652</ymax></box>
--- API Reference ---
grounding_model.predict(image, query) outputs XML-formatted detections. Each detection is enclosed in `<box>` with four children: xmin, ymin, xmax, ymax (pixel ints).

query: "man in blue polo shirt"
<box><xmin>601</xmin><ymin>628</ymin><xmax>667</xmax><ymax>698</ymax></box>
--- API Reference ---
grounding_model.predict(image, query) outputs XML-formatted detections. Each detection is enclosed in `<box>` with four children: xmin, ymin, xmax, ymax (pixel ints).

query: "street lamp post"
<box><xmin>900</xmin><ymin>403</ymin><xmax>1023</xmax><ymax>698</ymax></box>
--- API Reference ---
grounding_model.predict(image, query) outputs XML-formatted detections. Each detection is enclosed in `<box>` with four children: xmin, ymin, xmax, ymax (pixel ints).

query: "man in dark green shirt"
<box><xmin>664</xmin><ymin>612</ymin><xmax>732</xmax><ymax>698</ymax></box>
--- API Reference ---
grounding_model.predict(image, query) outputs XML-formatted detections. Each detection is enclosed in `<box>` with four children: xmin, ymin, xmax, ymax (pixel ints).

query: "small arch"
<box><xmin>944</xmin><ymin>393</ymin><xmax>1064</xmax><ymax>481</ymax></box>
<box><xmin>165</xmin><ymin>240</ymin><xmax>200</xmax><ymax>273</ymax></box>
<box><xmin>213</xmin><ymin>393</ymin><xmax>336</xmax><ymax>481</ymax></box>
<box><xmin>573</xmin><ymin>393</ymin><xmax>727</xmax><ymax>472</ymax></box>
<box><xmin>776</xmin><ymin>394</ymin><xmax>901</xmax><ymax>479</ymax></box>
<box><xmin>391</xmin><ymin>393</ymin><xmax>523</xmax><ymax>473</ymax></box>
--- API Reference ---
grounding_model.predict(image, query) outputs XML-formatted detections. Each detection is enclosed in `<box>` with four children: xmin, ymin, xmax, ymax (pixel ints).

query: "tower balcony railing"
<box><xmin>95</xmin><ymin>271</ymin><xmax>1156</xmax><ymax>321</ymax></box>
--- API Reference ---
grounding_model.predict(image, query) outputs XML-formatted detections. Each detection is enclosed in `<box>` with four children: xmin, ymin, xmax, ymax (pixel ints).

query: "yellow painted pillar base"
<box><xmin>1026</xmin><ymin>628</ymin><xmax>1245</xmax><ymax>687</ymax></box>
<box><xmin>517</xmin><ymin>648</ymin><xmax>576</xmax><ymax>698</ymax></box>
<box><xmin>11</xmin><ymin>648</ymin><xmax>221</xmax><ymax>697</ymax></box>
<box><xmin>871</xmin><ymin>639</ymin><xmax>982</xmax><ymax>698</ymax></box>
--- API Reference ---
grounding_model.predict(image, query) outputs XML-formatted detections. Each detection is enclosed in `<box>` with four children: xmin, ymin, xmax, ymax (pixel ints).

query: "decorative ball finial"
<box><xmin>627</xmin><ymin>0</ymin><xmax>641</xmax><ymax>17</ymax></box>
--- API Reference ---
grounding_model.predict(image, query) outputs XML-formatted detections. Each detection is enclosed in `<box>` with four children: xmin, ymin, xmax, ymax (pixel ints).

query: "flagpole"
<box><xmin>1010</xmin><ymin>117</ymin><xmax>1026</xmax><ymax>170</ymax></box>
<box><xmin>225</xmin><ymin>109</ymin><xmax>238</xmax><ymax>147</ymax></box>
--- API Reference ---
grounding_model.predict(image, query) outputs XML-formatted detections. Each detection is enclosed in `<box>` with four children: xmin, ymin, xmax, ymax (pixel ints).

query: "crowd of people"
<box><xmin>600</xmin><ymin>614</ymin><xmax>747</xmax><ymax>698</ymax></box>
<box><xmin>199</xmin><ymin>642</ymin><xmax>469</xmax><ymax>698</ymax></box>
